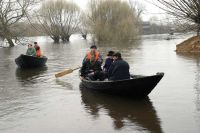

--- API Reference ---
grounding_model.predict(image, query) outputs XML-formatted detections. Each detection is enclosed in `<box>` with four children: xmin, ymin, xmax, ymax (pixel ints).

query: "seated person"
<box><xmin>103</xmin><ymin>51</ymin><xmax>114</xmax><ymax>72</ymax></box>
<box><xmin>34</xmin><ymin>42</ymin><xmax>42</xmax><ymax>57</ymax></box>
<box><xmin>81</xmin><ymin>50</ymin><xmax>105</xmax><ymax>81</ymax></box>
<box><xmin>108</xmin><ymin>52</ymin><xmax>130</xmax><ymax>81</ymax></box>
<box><xmin>26</xmin><ymin>44</ymin><xmax>36</xmax><ymax>56</ymax></box>
<box><xmin>83</xmin><ymin>44</ymin><xmax>103</xmax><ymax>65</ymax></box>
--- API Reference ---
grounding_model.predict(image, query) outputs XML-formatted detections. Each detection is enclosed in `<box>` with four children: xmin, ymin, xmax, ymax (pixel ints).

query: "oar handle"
<box><xmin>55</xmin><ymin>66</ymin><xmax>81</xmax><ymax>78</ymax></box>
<box><xmin>73</xmin><ymin>66</ymin><xmax>81</xmax><ymax>71</ymax></box>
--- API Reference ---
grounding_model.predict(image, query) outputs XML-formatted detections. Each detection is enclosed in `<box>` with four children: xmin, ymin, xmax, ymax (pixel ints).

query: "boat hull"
<box><xmin>80</xmin><ymin>73</ymin><xmax>164</xmax><ymax>98</ymax></box>
<box><xmin>15</xmin><ymin>54</ymin><xmax>47</xmax><ymax>68</ymax></box>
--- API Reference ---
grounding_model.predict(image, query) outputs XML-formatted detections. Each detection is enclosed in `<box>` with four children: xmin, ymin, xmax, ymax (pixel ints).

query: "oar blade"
<box><xmin>55</xmin><ymin>69</ymin><xmax>73</xmax><ymax>78</ymax></box>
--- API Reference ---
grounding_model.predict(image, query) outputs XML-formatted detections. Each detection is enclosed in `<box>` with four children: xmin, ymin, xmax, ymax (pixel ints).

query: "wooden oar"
<box><xmin>55</xmin><ymin>66</ymin><xmax>81</xmax><ymax>78</ymax></box>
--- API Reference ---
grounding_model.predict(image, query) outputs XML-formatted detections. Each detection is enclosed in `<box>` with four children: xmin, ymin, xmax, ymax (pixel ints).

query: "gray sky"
<box><xmin>72</xmin><ymin>0</ymin><xmax>166</xmax><ymax>22</ymax></box>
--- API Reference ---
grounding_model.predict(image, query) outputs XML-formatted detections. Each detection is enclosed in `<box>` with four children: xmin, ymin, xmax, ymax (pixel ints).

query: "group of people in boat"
<box><xmin>80</xmin><ymin>45</ymin><xmax>130</xmax><ymax>81</ymax></box>
<box><xmin>26</xmin><ymin>42</ymin><xmax>42</xmax><ymax>57</ymax></box>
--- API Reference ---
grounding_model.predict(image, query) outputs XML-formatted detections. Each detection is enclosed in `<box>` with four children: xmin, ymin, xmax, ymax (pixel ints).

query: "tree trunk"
<box><xmin>61</xmin><ymin>35</ymin><xmax>70</xmax><ymax>42</ymax></box>
<box><xmin>53</xmin><ymin>36</ymin><xmax>60</xmax><ymax>43</ymax></box>
<box><xmin>82</xmin><ymin>34</ymin><xmax>87</xmax><ymax>40</ymax></box>
<box><xmin>6</xmin><ymin>38</ymin><xmax>15</xmax><ymax>47</ymax></box>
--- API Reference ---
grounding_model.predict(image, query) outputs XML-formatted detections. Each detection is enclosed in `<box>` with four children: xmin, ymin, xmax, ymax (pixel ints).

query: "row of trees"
<box><xmin>37</xmin><ymin>0</ymin><xmax>142</xmax><ymax>43</ymax></box>
<box><xmin>1</xmin><ymin>0</ymin><xmax>200</xmax><ymax>47</ymax></box>
<box><xmin>0</xmin><ymin>0</ymin><xmax>142</xmax><ymax>46</ymax></box>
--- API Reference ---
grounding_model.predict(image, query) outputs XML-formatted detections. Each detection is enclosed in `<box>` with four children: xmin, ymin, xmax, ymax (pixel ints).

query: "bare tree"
<box><xmin>0</xmin><ymin>0</ymin><xmax>37</xmax><ymax>47</ymax></box>
<box><xmin>79</xmin><ymin>12</ymin><xmax>89</xmax><ymax>40</ymax></box>
<box><xmin>59</xmin><ymin>1</ymin><xmax>81</xmax><ymax>42</ymax></box>
<box><xmin>87</xmin><ymin>0</ymin><xmax>140</xmax><ymax>42</ymax></box>
<box><xmin>128</xmin><ymin>0</ymin><xmax>145</xmax><ymax>35</ymax></box>
<box><xmin>128</xmin><ymin>0</ymin><xmax>145</xmax><ymax>19</ymax></box>
<box><xmin>37</xmin><ymin>0</ymin><xmax>61</xmax><ymax>43</ymax></box>
<box><xmin>157</xmin><ymin>0</ymin><xmax>200</xmax><ymax>36</ymax></box>
<box><xmin>37</xmin><ymin>0</ymin><xmax>80</xmax><ymax>43</ymax></box>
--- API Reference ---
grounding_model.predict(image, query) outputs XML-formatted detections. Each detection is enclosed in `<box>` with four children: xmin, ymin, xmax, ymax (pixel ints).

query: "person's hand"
<box><xmin>89</xmin><ymin>70</ymin><xmax>94</xmax><ymax>73</ymax></box>
<box><xmin>88</xmin><ymin>72</ymin><xmax>94</xmax><ymax>76</ymax></box>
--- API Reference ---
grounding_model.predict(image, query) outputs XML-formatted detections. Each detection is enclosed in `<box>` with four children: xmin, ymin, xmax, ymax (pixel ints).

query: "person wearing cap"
<box><xmin>103</xmin><ymin>51</ymin><xmax>115</xmax><ymax>73</ymax></box>
<box><xmin>108</xmin><ymin>52</ymin><xmax>130</xmax><ymax>81</ymax></box>
<box><xmin>80</xmin><ymin>44</ymin><xmax>104</xmax><ymax>81</ymax></box>
<box><xmin>82</xmin><ymin>45</ymin><xmax>103</xmax><ymax>64</ymax></box>
<box><xmin>34</xmin><ymin>42</ymin><xmax>42</xmax><ymax>57</ymax></box>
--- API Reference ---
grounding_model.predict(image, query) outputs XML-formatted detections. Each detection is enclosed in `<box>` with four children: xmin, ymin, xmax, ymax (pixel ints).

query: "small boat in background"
<box><xmin>80</xmin><ymin>72</ymin><xmax>164</xmax><ymax>98</ymax></box>
<box><xmin>15</xmin><ymin>54</ymin><xmax>47</xmax><ymax>68</ymax></box>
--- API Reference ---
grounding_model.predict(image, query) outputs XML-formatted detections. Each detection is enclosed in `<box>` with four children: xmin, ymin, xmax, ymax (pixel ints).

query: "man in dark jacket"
<box><xmin>108</xmin><ymin>52</ymin><xmax>130</xmax><ymax>81</ymax></box>
<box><xmin>80</xmin><ymin>45</ymin><xmax>105</xmax><ymax>81</ymax></box>
<box><xmin>80</xmin><ymin>60</ymin><xmax>104</xmax><ymax>80</ymax></box>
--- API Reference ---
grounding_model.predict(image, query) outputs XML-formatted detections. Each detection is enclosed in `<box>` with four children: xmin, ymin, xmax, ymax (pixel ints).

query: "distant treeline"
<box><xmin>142</xmin><ymin>22</ymin><xmax>174</xmax><ymax>35</ymax></box>
<box><xmin>17</xmin><ymin>22</ymin><xmax>174</xmax><ymax>36</ymax></box>
<box><xmin>2</xmin><ymin>0</ymin><xmax>199</xmax><ymax>47</ymax></box>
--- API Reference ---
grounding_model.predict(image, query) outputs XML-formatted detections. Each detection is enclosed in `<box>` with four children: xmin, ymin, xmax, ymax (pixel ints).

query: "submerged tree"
<box><xmin>87</xmin><ymin>0</ymin><xmax>140</xmax><ymax>43</ymax></box>
<box><xmin>79</xmin><ymin>12</ymin><xmax>89</xmax><ymax>40</ymax></box>
<box><xmin>38</xmin><ymin>0</ymin><xmax>61</xmax><ymax>43</ymax></box>
<box><xmin>157</xmin><ymin>0</ymin><xmax>200</xmax><ymax>36</ymax></box>
<box><xmin>0</xmin><ymin>0</ymin><xmax>36</xmax><ymax>47</ymax></box>
<box><xmin>38</xmin><ymin>0</ymin><xmax>80</xmax><ymax>43</ymax></box>
<box><xmin>59</xmin><ymin>1</ymin><xmax>81</xmax><ymax>42</ymax></box>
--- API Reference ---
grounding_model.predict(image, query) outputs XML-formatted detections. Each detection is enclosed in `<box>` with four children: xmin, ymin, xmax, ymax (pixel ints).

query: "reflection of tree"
<box><xmin>80</xmin><ymin>84</ymin><xmax>163</xmax><ymax>132</ymax></box>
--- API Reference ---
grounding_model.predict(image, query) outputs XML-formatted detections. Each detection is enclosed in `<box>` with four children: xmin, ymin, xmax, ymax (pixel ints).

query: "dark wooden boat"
<box><xmin>80</xmin><ymin>72</ymin><xmax>164</xmax><ymax>98</ymax></box>
<box><xmin>15</xmin><ymin>54</ymin><xmax>47</xmax><ymax>68</ymax></box>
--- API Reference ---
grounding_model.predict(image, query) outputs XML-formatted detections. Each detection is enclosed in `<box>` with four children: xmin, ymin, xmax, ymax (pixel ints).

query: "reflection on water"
<box><xmin>80</xmin><ymin>84</ymin><xmax>163</xmax><ymax>132</ymax></box>
<box><xmin>55</xmin><ymin>79</ymin><xmax>73</xmax><ymax>90</ymax></box>
<box><xmin>15</xmin><ymin>67</ymin><xmax>48</xmax><ymax>85</ymax></box>
<box><xmin>1</xmin><ymin>34</ymin><xmax>200</xmax><ymax>132</ymax></box>
<box><xmin>176</xmin><ymin>52</ymin><xmax>200</xmax><ymax>130</ymax></box>
<box><xmin>15</xmin><ymin>67</ymin><xmax>48</xmax><ymax>80</ymax></box>
<box><xmin>176</xmin><ymin>53</ymin><xmax>200</xmax><ymax>111</ymax></box>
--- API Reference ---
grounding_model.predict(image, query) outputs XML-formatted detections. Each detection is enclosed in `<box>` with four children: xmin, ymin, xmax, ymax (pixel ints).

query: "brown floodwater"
<box><xmin>0</xmin><ymin>33</ymin><xmax>200</xmax><ymax>133</ymax></box>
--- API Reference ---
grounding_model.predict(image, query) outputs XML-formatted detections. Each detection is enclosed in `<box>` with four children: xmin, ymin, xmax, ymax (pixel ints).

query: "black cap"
<box><xmin>107</xmin><ymin>51</ymin><xmax>115</xmax><ymax>56</ymax></box>
<box><xmin>90</xmin><ymin>45</ymin><xmax>97</xmax><ymax>49</ymax></box>
<box><xmin>113</xmin><ymin>52</ymin><xmax>121</xmax><ymax>58</ymax></box>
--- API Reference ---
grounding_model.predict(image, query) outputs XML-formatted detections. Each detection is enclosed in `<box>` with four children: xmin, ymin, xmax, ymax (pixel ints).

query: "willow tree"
<box><xmin>38</xmin><ymin>0</ymin><xmax>80</xmax><ymax>43</ymax></box>
<box><xmin>88</xmin><ymin>0</ymin><xmax>140</xmax><ymax>42</ymax></box>
<box><xmin>79</xmin><ymin>12</ymin><xmax>89</xmax><ymax>40</ymax></box>
<box><xmin>59</xmin><ymin>1</ymin><xmax>81</xmax><ymax>42</ymax></box>
<box><xmin>157</xmin><ymin>0</ymin><xmax>200</xmax><ymax>36</ymax></box>
<box><xmin>38</xmin><ymin>0</ymin><xmax>62</xmax><ymax>43</ymax></box>
<box><xmin>0</xmin><ymin>0</ymin><xmax>36</xmax><ymax>47</ymax></box>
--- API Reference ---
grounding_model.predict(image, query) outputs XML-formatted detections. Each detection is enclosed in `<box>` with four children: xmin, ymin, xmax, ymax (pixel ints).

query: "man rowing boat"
<box><xmin>80</xmin><ymin>45</ymin><xmax>105</xmax><ymax>81</ymax></box>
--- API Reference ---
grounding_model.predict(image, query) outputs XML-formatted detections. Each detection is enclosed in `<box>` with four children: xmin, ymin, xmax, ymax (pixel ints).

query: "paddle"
<box><xmin>55</xmin><ymin>66</ymin><xmax>81</xmax><ymax>78</ymax></box>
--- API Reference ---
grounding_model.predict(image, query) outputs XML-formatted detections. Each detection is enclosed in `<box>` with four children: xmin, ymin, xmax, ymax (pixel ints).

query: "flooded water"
<box><xmin>0</xmin><ymin>33</ymin><xmax>200</xmax><ymax>133</ymax></box>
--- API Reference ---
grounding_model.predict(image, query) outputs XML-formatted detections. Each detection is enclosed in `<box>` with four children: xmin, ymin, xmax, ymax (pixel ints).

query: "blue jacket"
<box><xmin>103</xmin><ymin>58</ymin><xmax>113</xmax><ymax>72</ymax></box>
<box><xmin>108</xmin><ymin>59</ymin><xmax>130</xmax><ymax>81</ymax></box>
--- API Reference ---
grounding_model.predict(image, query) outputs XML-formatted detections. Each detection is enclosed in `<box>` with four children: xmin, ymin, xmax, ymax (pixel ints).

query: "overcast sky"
<box><xmin>71</xmin><ymin>0</ymin><xmax>166</xmax><ymax>22</ymax></box>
